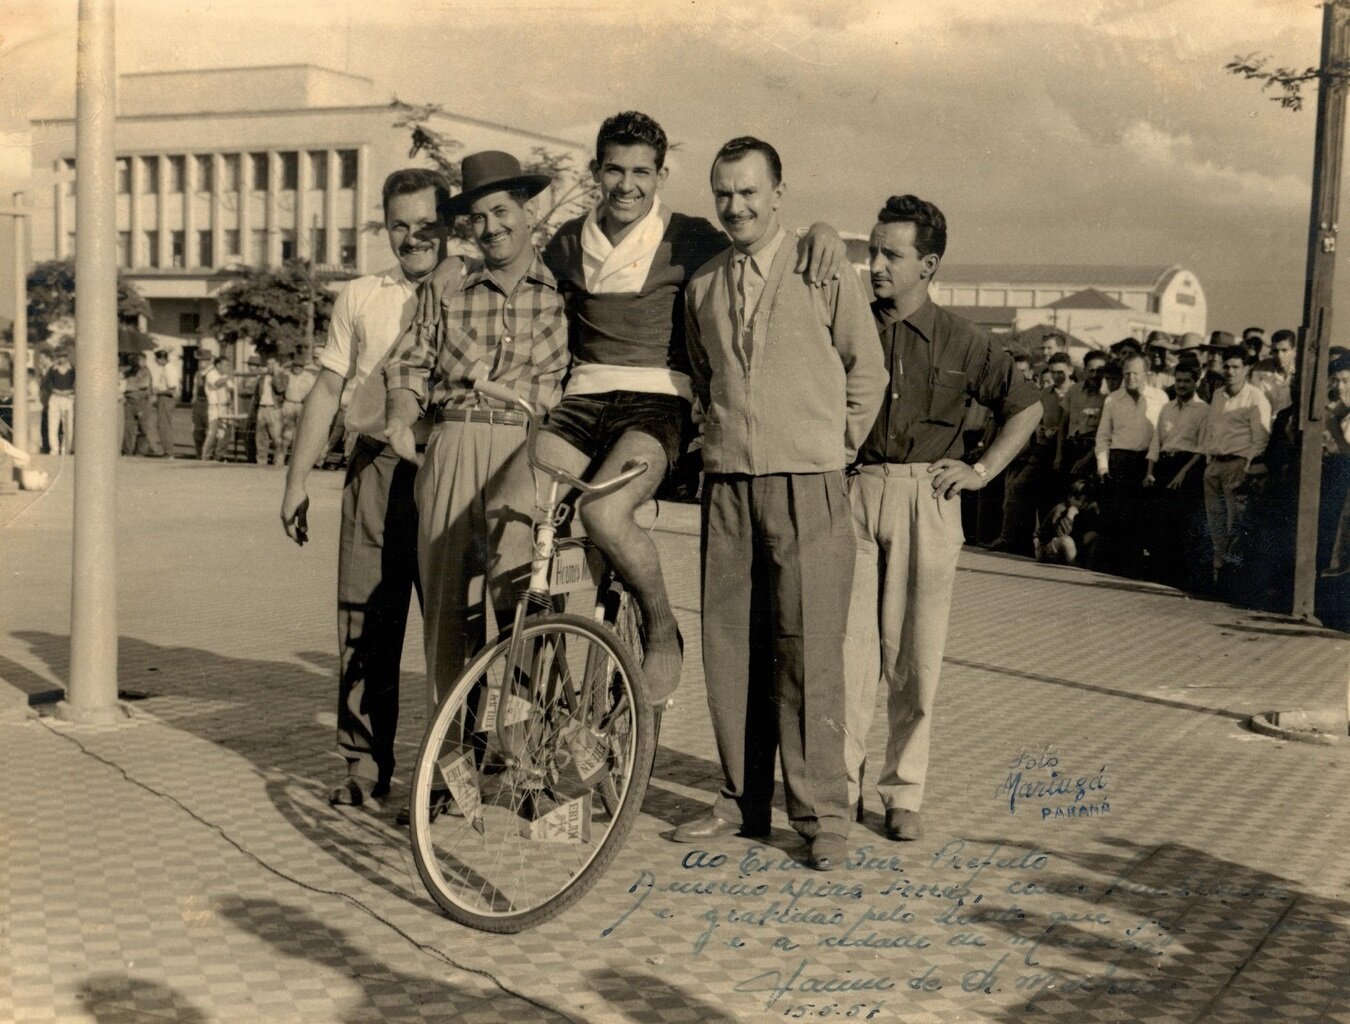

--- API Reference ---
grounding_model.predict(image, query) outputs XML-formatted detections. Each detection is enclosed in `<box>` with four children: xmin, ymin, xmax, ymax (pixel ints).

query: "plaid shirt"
<box><xmin>384</xmin><ymin>252</ymin><xmax>568</xmax><ymax>414</ymax></box>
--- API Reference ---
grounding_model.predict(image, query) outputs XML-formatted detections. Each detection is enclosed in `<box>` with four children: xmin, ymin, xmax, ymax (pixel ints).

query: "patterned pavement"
<box><xmin>2</xmin><ymin>454</ymin><xmax>1349</xmax><ymax>1023</ymax></box>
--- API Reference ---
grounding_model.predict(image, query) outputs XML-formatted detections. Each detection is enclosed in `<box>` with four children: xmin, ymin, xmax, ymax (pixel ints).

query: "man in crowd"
<box><xmin>199</xmin><ymin>356</ymin><xmax>235</xmax><ymax>461</ymax></box>
<box><xmin>122</xmin><ymin>351</ymin><xmax>165</xmax><ymax>457</ymax></box>
<box><xmin>536</xmin><ymin>111</ymin><xmax>844</xmax><ymax>705</ymax></box>
<box><xmin>384</xmin><ymin>152</ymin><xmax>568</xmax><ymax>736</ymax></box>
<box><xmin>1056</xmin><ymin>349</ymin><xmax>1107</xmax><ymax>482</ymax></box>
<box><xmin>281</xmin><ymin>350</ymin><xmax>319</xmax><ymax>462</ymax></box>
<box><xmin>678</xmin><ymin>137</ymin><xmax>886</xmax><ymax>870</ymax></box>
<box><xmin>1199</xmin><ymin>330</ymin><xmax>1233</xmax><ymax>401</ymax></box>
<box><xmin>1242</xmin><ymin>326</ymin><xmax>1266</xmax><ymax>362</ymax></box>
<box><xmin>1145</xmin><ymin>331</ymin><xmax>1176</xmax><ymax>393</ymax></box>
<box><xmin>42</xmin><ymin>349</ymin><xmax>75</xmax><ymax>455</ymax></box>
<box><xmin>1094</xmin><ymin>352</ymin><xmax>1167</xmax><ymax>575</ymax></box>
<box><xmin>990</xmin><ymin>351</ymin><xmax>1071</xmax><ymax>554</ymax></box>
<box><xmin>1201</xmin><ymin>345</ymin><xmax>1272</xmax><ymax>588</ymax></box>
<box><xmin>845</xmin><ymin>194</ymin><xmax>1041</xmax><ymax>843</ymax></box>
<box><xmin>1144</xmin><ymin>362</ymin><xmax>1210</xmax><ymax>588</ymax></box>
<box><xmin>1260</xmin><ymin>328</ymin><xmax>1297</xmax><ymax>415</ymax></box>
<box><xmin>149</xmin><ymin>349</ymin><xmax>180</xmax><ymax>457</ymax></box>
<box><xmin>254</xmin><ymin>354</ymin><xmax>288</xmax><ymax>466</ymax></box>
<box><xmin>280</xmin><ymin>167</ymin><xmax>449</xmax><ymax>808</ymax></box>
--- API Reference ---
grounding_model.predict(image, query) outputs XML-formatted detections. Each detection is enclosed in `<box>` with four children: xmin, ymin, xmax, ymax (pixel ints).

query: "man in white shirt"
<box><xmin>1145</xmin><ymin>363</ymin><xmax>1210</xmax><ymax>587</ymax></box>
<box><xmin>148</xmin><ymin>350</ymin><xmax>181</xmax><ymax>458</ymax></box>
<box><xmin>280</xmin><ymin>167</ymin><xmax>448</xmax><ymax>809</ymax></box>
<box><xmin>1201</xmin><ymin>345</ymin><xmax>1272</xmax><ymax>585</ymax></box>
<box><xmin>1095</xmin><ymin>353</ymin><xmax>1167</xmax><ymax>575</ymax></box>
<box><xmin>200</xmin><ymin>357</ymin><xmax>235</xmax><ymax>461</ymax></box>
<box><xmin>253</xmin><ymin>355</ymin><xmax>287</xmax><ymax>466</ymax></box>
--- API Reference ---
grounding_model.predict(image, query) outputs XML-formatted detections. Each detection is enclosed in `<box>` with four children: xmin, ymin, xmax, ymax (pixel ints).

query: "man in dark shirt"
<box><xmin>843</xmin><ymin>194</ymin><xmax>1041</xmax><ymax>842</ymax></box>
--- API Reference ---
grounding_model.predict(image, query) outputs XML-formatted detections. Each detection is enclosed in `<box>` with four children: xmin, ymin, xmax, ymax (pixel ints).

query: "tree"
<box><xmin>387</xmin><ymin>99</ymin><xmax>601</xmax><ymax>251</ymax></box>
<box><xmin>215</xmin><ymin>259</ymin><xmax>336</xmax><ymax>360</ymax></box>
<box><xmin>23</xmin><ymin>258</ymin><xmax>150</xmax><ymax>346</ymax></box>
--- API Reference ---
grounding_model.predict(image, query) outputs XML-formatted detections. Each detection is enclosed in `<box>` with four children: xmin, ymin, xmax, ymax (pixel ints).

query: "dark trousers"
<box><xmin>1102</xmin><ymin>449</ymin><xmax>1149</xmax><ymax>576</ymax></box>
<box><xmin>701</xmin><ymin>471</ymin><xmax>854</xmax><ymax>837</ymax></box>
<box><xmin>336</xmin><ymin>438</ymin><xmax>422</xmax><ymax>785</ymax></box>
<box><xmin>998</xmin><ymin>457</ymin><xmax>1046</xmax><ymax>554</ymax></box>
<box><xmin>1150</xmin><ymin>451</ymin><xmax>1208</xmax><ymax>588</ymax></box>
<box><xmin>122</xmin><ymin>395</ymin><xmax>163</xmax><ymax>455</ymax></box>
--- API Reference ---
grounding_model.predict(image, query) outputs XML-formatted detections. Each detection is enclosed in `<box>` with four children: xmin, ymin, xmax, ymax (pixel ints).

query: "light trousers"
<box><xmin>843</xmin><ymin>464</ymin><xmax>965</xmax><ymax>813</ymax></box>
<box><xmin>1203</xmin><ymin>458</ymin><xmax>1249</xmax><ymax>570</ymax></box>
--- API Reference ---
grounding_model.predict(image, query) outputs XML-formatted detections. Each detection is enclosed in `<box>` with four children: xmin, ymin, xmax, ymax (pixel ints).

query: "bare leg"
<box><xmin>535</xmin><ymin>429</ymin><xmax>682</xmax><ymax>703</ymax></box>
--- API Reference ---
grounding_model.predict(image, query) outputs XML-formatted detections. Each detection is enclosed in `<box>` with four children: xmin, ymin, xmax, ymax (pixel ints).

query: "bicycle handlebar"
<box><xmin>472</xmin><ymin>380</ymin><xmax>649</xmax><ymax>497</ymax></box>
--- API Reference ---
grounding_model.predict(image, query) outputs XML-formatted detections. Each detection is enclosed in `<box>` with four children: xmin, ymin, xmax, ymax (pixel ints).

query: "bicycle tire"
<box><xmin>409</xmin><ymin>612</ymin><xmax>653</xmax><ymax>932</ymax></box>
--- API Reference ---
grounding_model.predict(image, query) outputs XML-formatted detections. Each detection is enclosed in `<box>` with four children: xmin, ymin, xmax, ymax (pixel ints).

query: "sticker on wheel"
<box><xmin>523</xmin><ymin>793</ymin><xmax>592</xmax><ymax>843</ymax></box>
<box><xmin>475</xmin><ymin>688</ymin><xmax>534</xmax><ymax>733</ymax></box>
<box><xmin>436</xmin><ymin>751</ymin><xmax>483</xmax><ymax>827</ymax></box>
<box><xmin>559</xmin><ymin>719</ymin><xmax>608</xmax><ymax>784</ymax></box>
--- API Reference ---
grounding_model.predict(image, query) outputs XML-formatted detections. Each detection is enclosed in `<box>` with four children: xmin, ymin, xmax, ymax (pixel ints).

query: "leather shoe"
<box><xmin>670</xmin><ymin>811</ymin><xmax>768</xmax><ymax>843</ymax></box>
<box><xmin>884</xmin><ymin>808</ymin><xmax>922</xmax><ymax>841</ymax></box>
<box><xmin>807</xmin><ymin>833</ymin><xmax>847</xmax><ymax>871</ymax></box>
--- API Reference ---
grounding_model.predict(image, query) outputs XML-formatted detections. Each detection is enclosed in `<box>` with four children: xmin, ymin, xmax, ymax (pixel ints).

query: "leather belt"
<box><xmin>1212</xmin><ymin>453</ymin><xmax>1246</xmax><ymax>462</ymax></box>
<box><xmin>434</xmin><ymin>405</ymin><xmax>525</xmax><ymax>426</ymax></box>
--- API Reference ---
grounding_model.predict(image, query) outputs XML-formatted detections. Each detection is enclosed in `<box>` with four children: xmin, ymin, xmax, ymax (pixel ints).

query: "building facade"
<box><xmin>26</xmin><ymin>65</ymin><xmax>587</xmax><ymax>358</ymax></box>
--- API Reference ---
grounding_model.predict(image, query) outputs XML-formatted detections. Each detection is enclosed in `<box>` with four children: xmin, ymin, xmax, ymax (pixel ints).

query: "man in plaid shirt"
<box><xmin>384</xmin><ymin>151</ymin><xmax>568</xmax><ymax>709</ymax></box>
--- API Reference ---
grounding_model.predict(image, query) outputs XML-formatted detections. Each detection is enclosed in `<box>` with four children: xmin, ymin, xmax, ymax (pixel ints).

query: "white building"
<box><xmin>20</xmin><ymin>64</ymin><xmax>588</xmax><ymax>370</ymax></box>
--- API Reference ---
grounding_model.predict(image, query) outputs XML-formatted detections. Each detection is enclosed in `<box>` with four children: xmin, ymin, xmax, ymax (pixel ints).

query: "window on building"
<box><xmin>170</xmin><ymin>230</ymin><xmax>185</xmax><ymax>268</ymax></box>
<box><xmin>222</xmin><ymin>154</ymin><xmax>241</xmax><ymax>192</ymax></box>
<box><xmin>250</xmin><ymin>152</ymin><xmax>269</xmax><ymax>191</ymax></box>
<box><xmin>338</xmin><ymin>150</ymin><xmax>357</xmax><ymax>189</ymax></box>
<box><xmin>117</xmin><ymin>231</ymin><xmax>131</xmax><ymax>268</ymax></box>
<box><xmin>179</xmin><ymin>312</ymin><xmax>201</xmax><ymax>335</ymax></box>
<box><xmin>195</xmin><ymin>154</ymin><xmax>214</xmax><ymax>193</ymax></box>
<box><xmin>141</xmin><ymin>156</ymin><xmax>159</xmax><ymax>194</ymax></box>
<box><xmin>64</xmin><ymin>159</ymin><xmax>76</xmax><ymax>196</ymax></box>
<box><xmin>279</xmin><ymin>228</ymin><xmax>296</xmax><ymax>261</ymax></box>
<box><xmin>279</xmin><ymin>152</ymin><xmax>298</xmax><ymax>190</ymax></box>
<box><xmin>168</xmin><ymin>155</ymin><xmax>185</xmax><ymax>193</ymax></box>
<box><xmin>197</xmin><ymin>229</ymin><xmax>213</xmax><ymax>267</ymax></box>
<box><xmin>249</xmin><ymin>228</ymin><xmax>267</xmax><ymax>265</ymax></box>
<box><xmin>310</xmin><ymin>227</ymin><xmax>327</xmax><ymax>262</ymax></box>
<box><xmin>338</xmin><ymin>228</ymin><xmax>356</xmax><ymax>268</ymax></box>
<box><xmin>145</xmin><ymin>230</ymin><xmax>160</xmax><ymax>268</ymax></box>
<box><xmin>309</xmin><ymin>151</ymin><xmax>328</xmax><ymax>190</ymax></box>
<box><xmin>224</xmin><ymin>229</ymin><xmax>241</xmax><ymax>257</ymax></box>
<box><xmin>115</xmin><ymin>159</ymin><xmax>130</xmax><ymax>194</ymax></box>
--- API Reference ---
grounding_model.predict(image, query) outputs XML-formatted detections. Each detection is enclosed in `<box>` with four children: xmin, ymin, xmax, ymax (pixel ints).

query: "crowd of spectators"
<box><xmin>964</xmin><ymin>325</ymin><xmax>1350</xmax><ymax>623</ymax></box>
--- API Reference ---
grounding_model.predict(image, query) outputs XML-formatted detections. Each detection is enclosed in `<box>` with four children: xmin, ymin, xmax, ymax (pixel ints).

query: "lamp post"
<box><xmin>59</xmin><ymin>0</ymin><xmax>126</xmax><ymax>724</ymax></box>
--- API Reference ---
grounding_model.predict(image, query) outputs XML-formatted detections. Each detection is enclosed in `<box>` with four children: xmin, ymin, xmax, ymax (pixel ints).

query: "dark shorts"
<box><xmin>542</xmin><ymin>391</ymin><xmax>690</xmax><ymax>472</ymax></box>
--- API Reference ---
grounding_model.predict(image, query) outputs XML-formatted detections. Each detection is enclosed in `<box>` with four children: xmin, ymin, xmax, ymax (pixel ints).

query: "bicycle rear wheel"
<box><xmin>409</xmin><ymin>612</ymin><xmax>653</xmax><ymax>932</ymax></box>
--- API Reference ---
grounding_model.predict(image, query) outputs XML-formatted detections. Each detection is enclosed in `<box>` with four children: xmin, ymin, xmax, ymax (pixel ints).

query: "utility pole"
<box><xmin>2</xmin><ymin>196</ymin><xmax>30</xmax><ymax>454</ymax></box>
<box><xmin>60</xmin><ymin>0</ymin><xmax>126</xmax><ymax>724</ymax></box>
<box><xmin>1292</xmin><ymin>1</ymin><xmax>1350</xmax><ymax>620</ymax></box>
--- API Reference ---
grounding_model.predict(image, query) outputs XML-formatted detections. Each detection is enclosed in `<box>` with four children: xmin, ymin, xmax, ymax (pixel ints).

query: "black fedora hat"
<box><xmin>445</xmin><ymin>151</ymin><xmax>552</xmax><ymax>216</ymax></box>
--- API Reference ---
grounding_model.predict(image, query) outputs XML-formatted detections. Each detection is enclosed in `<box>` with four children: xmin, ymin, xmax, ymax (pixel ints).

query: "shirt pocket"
<box><xmin>927</xmin><ymin>368</ymin><xmax>968</xmax><ymax>426</ymax></box>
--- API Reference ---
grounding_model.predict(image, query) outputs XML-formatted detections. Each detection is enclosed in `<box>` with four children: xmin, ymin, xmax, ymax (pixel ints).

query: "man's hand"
<box><xmin>281</xmin><ymin>485</ymin><xmax>310</xmax><ymax>546</ymax></box>
<box><xmin>1166</xmin><ymin>467</ymin><xmax>1189</xmax><ymax>491</ymax></box>
<box><xmin>384</xmin><ymin>422</ymin><xmax>422</xmax><ymax>467</ymax></box>
<box><xmin>795</xmin><ymin>222</ymin><xmax>845</xmax><ymax>286</ymax></box>
<box><xmin>1143</xmin><ymin>471</ymin><xmax>1155</xmax><ymax>488</ymax></box>
<box><xmin>928</xmin><ymin>459</ymin><xmax>986</xmax><ymax>500</ymax></box>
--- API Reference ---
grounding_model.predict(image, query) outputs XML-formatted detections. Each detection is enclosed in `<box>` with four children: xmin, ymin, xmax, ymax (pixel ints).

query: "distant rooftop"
<box><xmin>940</xmin><ymin>264</ymin><xmax>1177</xmax><ymax>289</ymax></box>
<box><xmin>1043</xmin><ymin>287</ymin><xmax>1131</xmax><ymax>311</ymax></box>
<box><xmin>119</xmin><ymin>65</ymin><xmax>378</xmax><ymax>117</ymax></box>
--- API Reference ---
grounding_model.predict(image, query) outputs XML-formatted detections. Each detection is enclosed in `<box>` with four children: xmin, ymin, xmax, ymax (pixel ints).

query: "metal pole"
<box><xmin>60</xmin><ymin>0</ymin><xmax>125</xmax><ymax>723</ymax></box>
<box><xmin>11</xmin><ymin>202</ymin><xmax>29</xmax><ymax>455</ymax></box>
<box><xmin>1291</xmin><ymin>1</ymin><xmax>1350</xmax><ymax>621</ymax></box>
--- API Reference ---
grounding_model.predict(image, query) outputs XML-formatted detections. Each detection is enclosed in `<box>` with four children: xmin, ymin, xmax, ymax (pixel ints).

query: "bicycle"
<box><xmin>408</xmin><ymin>379</ymin><xmax>657</xmax><ymax>932</ymax></box>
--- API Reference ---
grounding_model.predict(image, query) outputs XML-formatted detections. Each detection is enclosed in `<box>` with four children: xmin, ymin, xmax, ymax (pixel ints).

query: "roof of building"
<box><xmin>1043</xmin><ymin>288</ymin><xmax>1132</xmax><ymax>311</ymax></box>
<box><xmin>939</xmin><ymin>264</ymin><xmax>1177</xmax><ymax>289</ymax></box>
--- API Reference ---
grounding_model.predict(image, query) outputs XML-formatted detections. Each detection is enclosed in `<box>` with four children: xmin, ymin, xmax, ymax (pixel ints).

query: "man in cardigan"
<box><xmin>676</xmin><ymin>137</ymin><xmax>887</xmax><ymax>871</ymax></box>
<box><xmin>844</xmin><ymin>195</ymin><xmax>1042</xmax><ymax>842</ymax></box>
<box><xmin>538</xmin><ymin>111</ymin><xmax>846</xmax><ymax>706</ymax></box>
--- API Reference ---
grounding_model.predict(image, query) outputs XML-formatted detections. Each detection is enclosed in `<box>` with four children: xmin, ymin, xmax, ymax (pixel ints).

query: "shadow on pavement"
<box><xmin>933</xmin><ymin>835</ymin><xmax>1350</xmax><ymax>1021</ymax></box>
<box><xmin>76</xmin><ymin>975</ymin><xmax>210</xmax><ymax>1024</ymax></box>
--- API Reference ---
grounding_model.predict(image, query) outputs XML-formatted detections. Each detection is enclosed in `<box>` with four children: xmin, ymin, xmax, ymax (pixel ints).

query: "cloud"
<box><xmin>1120</xmin><ymin>120</ymin><xmax>1308</xmax><ymax>205</ymax></box>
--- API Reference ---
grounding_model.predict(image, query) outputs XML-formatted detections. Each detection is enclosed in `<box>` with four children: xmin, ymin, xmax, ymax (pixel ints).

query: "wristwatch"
<box><xmin>971</xmin><ymin>461</ymin><xmax>989</xmax><ymax>483</ymax></box>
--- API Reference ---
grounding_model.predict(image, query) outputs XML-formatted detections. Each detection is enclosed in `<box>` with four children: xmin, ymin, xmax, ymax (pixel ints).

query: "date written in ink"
<box><xmin>782</xmin><ymin>1001</ymin><xmax>885</xmax><ymax>1019</ymax></box>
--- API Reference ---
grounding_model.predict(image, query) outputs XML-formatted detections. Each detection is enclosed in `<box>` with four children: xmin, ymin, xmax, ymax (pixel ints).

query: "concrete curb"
<box><xmin>1248</xmin><ymin>708</ymin><xmax>1349</xmax><ymax>745</ymax></box>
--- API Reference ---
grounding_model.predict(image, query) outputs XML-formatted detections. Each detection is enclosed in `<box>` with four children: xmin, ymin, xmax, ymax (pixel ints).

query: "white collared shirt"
<box><xmin>318</xmin><ymin>265</ymin><xmax>420</xmax><ymax>436</ymax></box>
<box><xmin>1095</xmin><ymin>385</ymin><xmax>1168</xmax><ymax>473</ymax></box>
<box><xmin>1148</xmin><ymin>394</ymin><xmax>1209</xmax><ymax>462</ymax></box>
<box><xmin>732</xmin><ymin>226</ymin><xmax>787</xmax><ymax>331</ymax></box>
<box><xmin>1203</xmin><ymin>381</ymin><xmax>1272</xmax><ymax>460</ymax></box>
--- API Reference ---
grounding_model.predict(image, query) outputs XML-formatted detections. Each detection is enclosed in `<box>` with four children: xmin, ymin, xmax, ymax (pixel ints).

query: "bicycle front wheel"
<box><xmin>409</xmin><ymin>613</ymin><xmax>653</xmax><ymax>932</ymax></box>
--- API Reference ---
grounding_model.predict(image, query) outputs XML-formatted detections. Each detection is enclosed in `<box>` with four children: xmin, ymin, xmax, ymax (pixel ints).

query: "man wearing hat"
<box><xmin>281</xmin><ymin>167</ymin><xmax>451</xmax><ymax>809</ymax></box>
<box><xmin>1144</xmin><ymin>330</ymin><xmax>1176</xmax><ymax>393</ymax></box>
<box><xmin>384</xmin><ymin>151</ymin><xmax>569</xmax><ymax>725</ymax></box>
<box><xmin>1198</xmin><ymin>330</ymin><xmax>1233</xmax><ymax>402</ymax></box>
<box><xmin>148</xmin><ymin>349</ymin><xmax>181</xmax><ymax>457</ymax></box>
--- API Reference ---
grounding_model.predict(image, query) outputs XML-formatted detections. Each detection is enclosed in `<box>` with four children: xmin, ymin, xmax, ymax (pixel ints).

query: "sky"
<box><xmin>0</xmin><ymin>0</ymin><xmax>1331</xmax><ymax>333</ymax></box>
